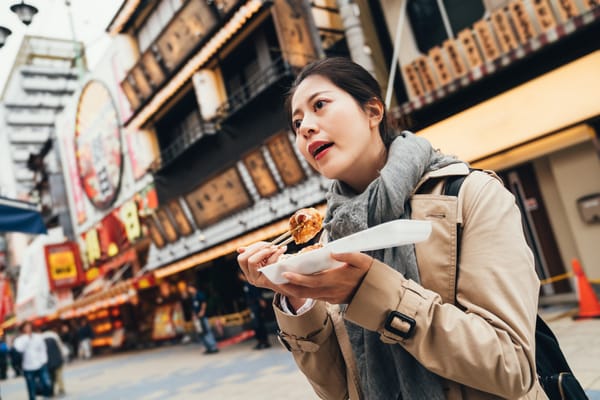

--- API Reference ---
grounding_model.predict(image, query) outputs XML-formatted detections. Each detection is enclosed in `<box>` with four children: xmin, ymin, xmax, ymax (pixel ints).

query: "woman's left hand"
<box><xmin>280</xmin><ymin>251</ymin><xmax>374</xmax><ymax>304</ymax></box>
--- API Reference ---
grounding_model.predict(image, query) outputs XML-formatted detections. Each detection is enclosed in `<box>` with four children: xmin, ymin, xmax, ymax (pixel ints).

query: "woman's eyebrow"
<box><xmin>292</xmin><ymin>91</ymin><xmax>331</xmax><ymax>116</ymax></box>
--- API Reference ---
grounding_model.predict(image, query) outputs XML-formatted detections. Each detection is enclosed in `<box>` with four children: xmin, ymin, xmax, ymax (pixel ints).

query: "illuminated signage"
<box><xmin>44</xmin><ymin>242</ymin><xmax>84</xmax><ymax>290</ymax></box>
<box><xmin>75</xmin><ymin>80</ymin><xmax>123</xmax><ymax>210</ymax></box>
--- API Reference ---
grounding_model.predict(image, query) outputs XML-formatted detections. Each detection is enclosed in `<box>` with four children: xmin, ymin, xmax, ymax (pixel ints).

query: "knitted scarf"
<box><xmin>324</xmin><ymin>132</ymin><xmax>461</xmax><ymax>399</ymax></box>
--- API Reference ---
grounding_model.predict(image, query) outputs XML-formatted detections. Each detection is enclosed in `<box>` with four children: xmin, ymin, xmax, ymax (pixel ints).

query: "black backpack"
<box><xmin>444</xmin><ymin>173</ymin><xmax>588</xmax><ymax>400</ymax></box>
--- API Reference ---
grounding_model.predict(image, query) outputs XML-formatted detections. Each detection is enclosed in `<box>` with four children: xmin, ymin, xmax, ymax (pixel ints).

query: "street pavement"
<box><xmin>1</xmin><ymin>309</ymin><xmax>599</xmax><ymax>399</ymax></box>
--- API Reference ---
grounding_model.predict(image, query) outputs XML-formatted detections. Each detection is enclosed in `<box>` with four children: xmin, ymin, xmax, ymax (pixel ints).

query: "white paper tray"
<box><xmin>259</xmin><ymin>219</ymin><xmax>432</xmax><ymax>284</ymax></box>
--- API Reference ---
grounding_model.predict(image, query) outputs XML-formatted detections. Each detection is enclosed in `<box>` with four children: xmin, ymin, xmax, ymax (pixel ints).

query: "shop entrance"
<box><xmin>499</xmin><ymin>163</ymin><xmax>572</xmax><ymax>297</ymax></box>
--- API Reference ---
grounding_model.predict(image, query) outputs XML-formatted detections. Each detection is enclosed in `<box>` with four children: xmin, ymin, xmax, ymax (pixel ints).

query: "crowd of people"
<box><xmin>0</xmin><ymin>318</ymin><xmax>104</xmax><ymax>399</ymax></box>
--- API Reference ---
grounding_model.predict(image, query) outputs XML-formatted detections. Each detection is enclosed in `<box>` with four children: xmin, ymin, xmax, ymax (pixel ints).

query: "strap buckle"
<box><xmin>384</xmin><ymin>311</ymin><xmax>416</xmax><ymax>339</ymax></box>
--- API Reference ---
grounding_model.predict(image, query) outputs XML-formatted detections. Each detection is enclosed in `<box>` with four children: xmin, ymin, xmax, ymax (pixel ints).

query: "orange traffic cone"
<box><xmin>572</xmin><ymin>258</ymin><xmax>600</xmax><ymax>320</ymax></box>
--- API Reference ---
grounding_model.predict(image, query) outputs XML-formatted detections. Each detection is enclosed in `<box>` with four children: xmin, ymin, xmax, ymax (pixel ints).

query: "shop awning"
<box><xmin>58</xmin><ymin>279</ymin><xmax>135</xmax><ymax>319</ymax></box>
<box><xmin>0</xmin><ymin>196</ymin><xmax>47</xmax><ymax>235</ymax></box>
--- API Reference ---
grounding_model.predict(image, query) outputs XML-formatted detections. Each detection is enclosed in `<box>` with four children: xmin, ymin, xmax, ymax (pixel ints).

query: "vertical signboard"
<box><xmin>271</xmin><ymin>0</ymin><xmax>321</xmax><ymax>68</ymax></box>
<box><xmin>266</xmin><ymin>133</ymin><xmax>306</xmax><ymax>187</ymax></box>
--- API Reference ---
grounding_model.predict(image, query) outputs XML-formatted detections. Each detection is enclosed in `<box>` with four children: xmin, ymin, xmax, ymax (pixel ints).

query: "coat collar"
<box><xmin>414</xmin><ymin>163</ymin><xmax>470</xmax><ymax>193</ymax></box>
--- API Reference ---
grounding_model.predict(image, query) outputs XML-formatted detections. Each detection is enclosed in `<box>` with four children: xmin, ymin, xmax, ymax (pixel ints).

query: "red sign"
<box><xmin>0</xmin><ymin>276</ymin><xmax>14</xmax><ymax>323</ymax></box>
<box><xmin>44</xmin><ymin>242</ymin><xmax>84</xmax><ymax>290</ymax></box>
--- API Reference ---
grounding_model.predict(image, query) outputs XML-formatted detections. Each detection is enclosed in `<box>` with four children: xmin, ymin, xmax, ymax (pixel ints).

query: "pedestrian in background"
<box><xmin>8</xmin><ymin>340</ymin><xmax>23</xmax><ymax>377</ymax></box>
<box><xmin>178</xmin><ymin>281</ymin><xmax>195</xmax><ymax>344</ymax></box>
<box><xmin>238</xmin><ymin>272</ymin><xmax>271</xmax><ymax>350</ymax></box>
<box><xmin>58</xmin><ymin>323</ymin><xmax>74</xmax><ymax>362</ymax></box>
<box><xmin>0</xmin><ymin>333</ymin><xmax>8</xmax><ymax>380</ymax></box>
<box><xmin>77</xmin><ymin>319</ymin><xmax>94</xmax><ymax>360</ymax></box>
<box><xmin>187</xmin><ymin>284</ymin><xmax>219</xmax><ymax>354</ymax></box>
<box><xmin>41</xmin><ymin>328</ymin><xmax>67</xmax><ymax>397</ymax></box>
<box><xmin>13</xmin><ymin>321</ymin><xmax>52</xmax><ymax>400</ymax></box>
<box><xmin>237</xmin><ymin>57</ymin><xmax>544</xmax><ymax>399</ymax></box>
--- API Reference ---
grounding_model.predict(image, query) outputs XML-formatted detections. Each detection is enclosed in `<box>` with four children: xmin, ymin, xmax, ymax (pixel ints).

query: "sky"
<box><xmin>0</xmin><ymin>0</ymin><xmax>124</xmax><ymax>95</ymax></box>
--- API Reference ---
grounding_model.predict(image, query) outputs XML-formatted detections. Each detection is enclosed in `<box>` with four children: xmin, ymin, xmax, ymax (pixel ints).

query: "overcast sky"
<box><xmin>0</xmin><ymin>0</ymin><xmax>124</xmax><ymax>95</ymax></box>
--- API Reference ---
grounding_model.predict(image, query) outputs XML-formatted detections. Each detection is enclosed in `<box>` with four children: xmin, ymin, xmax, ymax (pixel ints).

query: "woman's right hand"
<box><xmin>237</xmin><ymin>242</ymin><xmax>308</xmax><ymax>311</ymax></box>
<box><xmin>236</xmin><ymin>241</ymin><xmax>287</xmax><ymax>291</ymax></box>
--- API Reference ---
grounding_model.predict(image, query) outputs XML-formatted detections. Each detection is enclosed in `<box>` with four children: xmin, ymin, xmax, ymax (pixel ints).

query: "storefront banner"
<box><xmin>44</xmin><ymin>242</ymin><xmax>84</xmax><ymax>290</ymax></box>
<box><xmin>81</xmin><ymin>200</ymin><xmax>141</xmax><ymax>267</ymax></box>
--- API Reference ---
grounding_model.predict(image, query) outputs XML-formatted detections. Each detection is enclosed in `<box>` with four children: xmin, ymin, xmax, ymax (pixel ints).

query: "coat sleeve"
<box><xmin>273</xmin><ymin>296</ymin><xmax>351</xmax><ymax>400</ymax></box>
<box><xmin>344</xmin><ymin>173</ymin><xmax>539</xmax><ymax>398</ymax></box>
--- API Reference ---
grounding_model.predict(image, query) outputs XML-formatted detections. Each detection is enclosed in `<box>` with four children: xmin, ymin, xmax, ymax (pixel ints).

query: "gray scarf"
<box><xmin>324</xmin><ymin>132</ymin><xmax>461</xmax><ymax>400</ymax></box>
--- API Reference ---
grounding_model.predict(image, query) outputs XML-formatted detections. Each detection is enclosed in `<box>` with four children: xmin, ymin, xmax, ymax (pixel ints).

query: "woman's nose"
<box><xmin>299</xmin><ymin>116</ymin><xmax>318</xmax><ymax>137</ymax></box>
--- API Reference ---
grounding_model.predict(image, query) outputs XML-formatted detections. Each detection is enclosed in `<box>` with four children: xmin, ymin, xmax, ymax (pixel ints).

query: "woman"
<box><xmin>237</xmin><ymin>57</ymin><xmax>545</xmax><ymax>399</ymax></box>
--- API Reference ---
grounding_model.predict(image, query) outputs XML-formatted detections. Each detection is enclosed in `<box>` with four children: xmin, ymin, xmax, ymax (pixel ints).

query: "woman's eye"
<box><xmin>314</xmin><ymin>100</ymin><xmax>325</xmax><ymax>110</ymax></box>
<box><xmin>293</xmin><ymin>119</ymin><xmax>302</xmax><ymax>131</ymax></box>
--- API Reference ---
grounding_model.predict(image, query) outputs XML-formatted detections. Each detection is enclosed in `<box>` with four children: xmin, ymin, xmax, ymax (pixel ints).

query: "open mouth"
<box><xmin>311</xmin><ymin>143</ymin><xmax>333</xmax><ymax>158</ymax></box>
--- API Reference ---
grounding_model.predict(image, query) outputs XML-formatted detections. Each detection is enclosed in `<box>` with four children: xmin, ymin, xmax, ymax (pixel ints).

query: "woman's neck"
<box><xmin>345</xmin><ymin>140</ymin><xmax>387</xmax><ymax>193</ymax></box>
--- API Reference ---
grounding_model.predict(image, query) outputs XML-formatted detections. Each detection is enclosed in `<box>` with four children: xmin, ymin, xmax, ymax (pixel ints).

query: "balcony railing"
<box><xmin>150</xmin><ymin>119</ymin><xmax>217</xmax><ymax>173</ymax></box>
<box><xmin>216</xmin><ymin>57</ymin><xmax>293</xmax><ymax>119</ymax></box>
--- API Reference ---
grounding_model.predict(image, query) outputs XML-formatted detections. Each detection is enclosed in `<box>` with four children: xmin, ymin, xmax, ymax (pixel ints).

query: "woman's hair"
<box><xmin>285</xmin><ymin>57</ymin><xmax>399</xmax><ymax>147</ymax></box>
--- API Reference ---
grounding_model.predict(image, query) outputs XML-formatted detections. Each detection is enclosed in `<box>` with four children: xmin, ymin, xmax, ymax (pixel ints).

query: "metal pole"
<box><xmin>65</xmin><ymin>0</ymin><xmax>84</xmax><ymax>79</ymax></box>
<box><xmin>384</xmin><ymin>0</ymin><xmax>407</xmax><ymax>110</ymax></box>
<box><xmin>436</xmin><ymin>0</ymin><xmax>454</xmax><ymax>39</ymax></box>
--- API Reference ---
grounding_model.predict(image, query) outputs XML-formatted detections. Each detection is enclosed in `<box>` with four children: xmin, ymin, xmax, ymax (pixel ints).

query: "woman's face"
<box><xmin>291</xmin><ymin>75</ymin><xmax>384</xmax><ymax>191</ymax></box>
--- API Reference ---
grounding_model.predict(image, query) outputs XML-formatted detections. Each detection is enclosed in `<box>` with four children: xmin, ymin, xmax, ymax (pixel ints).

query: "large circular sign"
<box><xmin>75</xmin><ymin>81</ymin><xmax>123</xmax><ymax>210</ymax></box>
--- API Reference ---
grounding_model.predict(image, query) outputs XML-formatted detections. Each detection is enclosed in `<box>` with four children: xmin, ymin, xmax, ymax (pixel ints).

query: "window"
<box><xmin>407</xmin><ymin>0</ymin><xmax>485</xmax><ymax>54</ymax></box>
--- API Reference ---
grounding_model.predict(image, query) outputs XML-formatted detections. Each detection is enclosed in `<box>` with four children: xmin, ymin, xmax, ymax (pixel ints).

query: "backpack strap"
<box><xmin>443</xmin><ymin>174</ymin><xmax>469</xmax><ymax>274</ymax></box>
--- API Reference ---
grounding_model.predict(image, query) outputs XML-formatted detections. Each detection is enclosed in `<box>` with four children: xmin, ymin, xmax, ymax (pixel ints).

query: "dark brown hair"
<box><xmin>285</xmin><ymin>57</ymin><xmax>398</xmax><ymax>147</ymax></box>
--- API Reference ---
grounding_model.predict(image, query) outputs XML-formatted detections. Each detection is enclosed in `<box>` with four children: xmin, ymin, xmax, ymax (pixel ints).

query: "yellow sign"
<box><xmin>48</xmin><ymin>250</ymin><xmax>78</xmax><ymax>281</ymax></box>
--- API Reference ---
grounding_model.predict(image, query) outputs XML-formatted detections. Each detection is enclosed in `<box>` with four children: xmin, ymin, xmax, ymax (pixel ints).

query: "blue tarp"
<box><xmin>0</xmin><ymin>196</ymin><xmax>47</xmax><ymax>235</ymax></box>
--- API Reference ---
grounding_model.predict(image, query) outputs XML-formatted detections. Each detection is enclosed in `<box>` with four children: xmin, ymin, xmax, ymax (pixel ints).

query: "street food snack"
<box><xmin>297</xmin><ymin>243</ymin><xmax>323</xmax><ymax>254</ymax></box>
<box><xmin>289</xmin><ymin>207</ymin><xmax>324</xmax><ymax>244</ymax></box>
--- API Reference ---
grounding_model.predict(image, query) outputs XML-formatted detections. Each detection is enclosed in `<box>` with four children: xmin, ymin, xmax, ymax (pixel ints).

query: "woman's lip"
<box><xmin>314</xmin><ymin>145</ymin><xmax>332</xmax><ymax>161</ymax></box>
<box><xmin>308</xmin><ymin>141</ymin><xmax>331</xmax><ymax>156</ymax></box>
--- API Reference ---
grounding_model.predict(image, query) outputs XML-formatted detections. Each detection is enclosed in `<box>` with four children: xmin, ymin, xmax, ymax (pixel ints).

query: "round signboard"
<box><xmin>75</xmin><ymin>81</ymin><xmax>123</xmax><ymax>210</ymax></box>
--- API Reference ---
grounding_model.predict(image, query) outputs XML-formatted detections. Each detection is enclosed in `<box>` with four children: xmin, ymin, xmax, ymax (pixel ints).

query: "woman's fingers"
<box><xmin>237</xmin><ymin>241</ymin><xmax>288</xmax><ymax>291</ymax></box>
<box><xmin>281</xmin><ymin>252</ymin><xmax>374</xmax><ymax>304</ymax></box>
<box><xmin>330</xmin><ymin>251</ymin><xmax>374</xmax><ymax>270</ymax></box>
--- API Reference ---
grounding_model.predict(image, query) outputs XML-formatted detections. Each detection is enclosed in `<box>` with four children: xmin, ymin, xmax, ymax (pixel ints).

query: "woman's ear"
<box><xmin>365</xmin><ymin>98</ymin><xmax>384</xmax><ymax>129</ymax></box>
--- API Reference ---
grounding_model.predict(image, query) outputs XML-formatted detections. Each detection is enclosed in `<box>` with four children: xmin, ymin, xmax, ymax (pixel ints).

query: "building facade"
<box><xmin>367</xmin><ymin>0</ymin><xmax>600</xmax><ymax>300</ymax></box>
<box><xmin>53</xmin><ymin>0</ymin><xmax>600</xmax><ymax>350</ymax></box>
<box><xmin>0</xmin><ymin>36</ymin><xmax>86</xmax><ymax>328</ymax></box>
<box><xmin>71</xmin><ymin>0</ymin><xmax>350</xmax><ymax>346</ymax></box>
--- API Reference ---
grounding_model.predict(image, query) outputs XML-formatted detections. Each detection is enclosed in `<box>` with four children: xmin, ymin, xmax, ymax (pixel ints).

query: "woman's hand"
<box><xmin>237</xmin><ymin>241</ymin><xmax>287</xmax><ymax>291</ymax></box>
<box><xmin>280</xmin><ymin>252</ymin><xmax>374</xmax><ymax>305</ymax></box>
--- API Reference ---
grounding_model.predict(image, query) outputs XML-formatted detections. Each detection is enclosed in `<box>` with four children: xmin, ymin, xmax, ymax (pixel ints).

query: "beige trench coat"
<box><xmin>274</xmin><ymin>164</ymin><xmax>548</xmax><ymax>399</ymax></box>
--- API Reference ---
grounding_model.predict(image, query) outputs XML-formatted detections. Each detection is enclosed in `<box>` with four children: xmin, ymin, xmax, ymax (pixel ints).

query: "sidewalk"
<box><xmin>541</xmin><ymin>305</ymin><xmax>600</xmax><ymax>397</ymax></box>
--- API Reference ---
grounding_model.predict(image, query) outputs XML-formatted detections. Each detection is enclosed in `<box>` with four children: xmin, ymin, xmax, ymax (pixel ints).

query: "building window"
<box><xmin>407</xmin><ymin>0</ymin><xmax>485</xmax><ymax>54</ymax></box>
